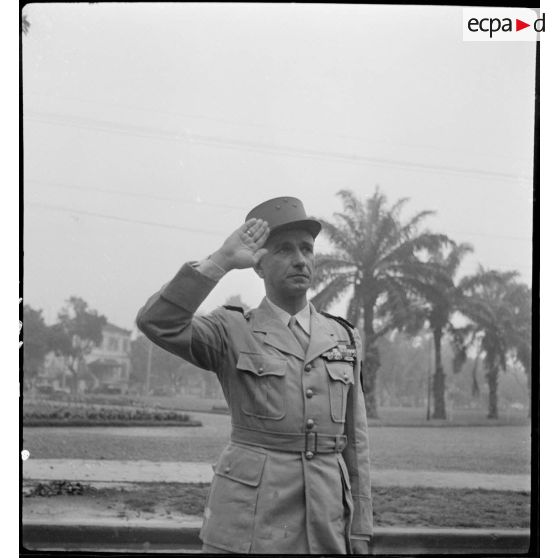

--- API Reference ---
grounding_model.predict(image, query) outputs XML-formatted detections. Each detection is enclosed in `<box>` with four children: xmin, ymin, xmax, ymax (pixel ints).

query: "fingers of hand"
<box><xmin>242</xmin><ymin>219</ymin><xmax>269</xmax><ymax>245</ymax></box>
<box><xmin>240</xmin><ymin>218</ymin><xmax>256</xmax><ymax>240</ymax></box>
<box><xmin>251</xmin><ymin>220</ymin><xmax>269</xmax><ymax>244</ymax></box>
<box><xmin>243</xmin><ymin>218</ymin><xmax>258</xmax><ymax>232</ymax></box>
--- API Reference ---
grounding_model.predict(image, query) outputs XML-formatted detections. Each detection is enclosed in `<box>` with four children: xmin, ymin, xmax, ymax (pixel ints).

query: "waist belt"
<box><xmin>231</xmin><ymin>424</ymin><xmax>347</xmax><ymax>454</ymax></box>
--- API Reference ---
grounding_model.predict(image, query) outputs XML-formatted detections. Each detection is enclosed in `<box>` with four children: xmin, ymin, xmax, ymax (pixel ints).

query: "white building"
<box><xmin>85</xmin><ymin>323</ymin><xmax>132</xmax><ymax>394</ymax></box>
<box><xmin>39</xmin><ymin>322</ymin><xmax>132</xmax><ymax>394</ymax></box>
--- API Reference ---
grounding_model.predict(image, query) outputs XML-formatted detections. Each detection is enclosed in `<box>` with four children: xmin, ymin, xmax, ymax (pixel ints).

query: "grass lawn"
<box><xmin>23</xmin><ymin>412</ymin><xmax>531</xmax><ymax>475</ymax></box>
<box><xmin>131</xmin><ymin>396</ymin><xmax>530</xmax><ymax>426</ymax></box>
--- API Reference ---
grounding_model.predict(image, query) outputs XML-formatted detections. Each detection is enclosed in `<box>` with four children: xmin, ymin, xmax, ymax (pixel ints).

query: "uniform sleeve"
<box><xmin>136</xmin><ymin>262</ymin><xmax>231</xmax><ymax>373</ymax></box>
<box><xmin>342</xmin><ymin>328</ymin><xmax>374</xmax><ymax>538</ymax></box>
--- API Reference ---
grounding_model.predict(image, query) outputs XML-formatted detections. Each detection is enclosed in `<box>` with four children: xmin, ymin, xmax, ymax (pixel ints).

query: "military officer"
<box><xmin>136</xmin><ymin>197</ymin><xmax>373</xmax><ymax>554</ymax></box>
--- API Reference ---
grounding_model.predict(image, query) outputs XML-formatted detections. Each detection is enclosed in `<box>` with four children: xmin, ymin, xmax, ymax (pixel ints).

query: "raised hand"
<box><xmin>211</xmin><ymin>218</ymin><xmax>270</xmax><ymax>271</ymax></box>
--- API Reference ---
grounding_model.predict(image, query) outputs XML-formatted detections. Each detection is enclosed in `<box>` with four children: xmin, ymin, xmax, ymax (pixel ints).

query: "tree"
<box><xmin>22</xmin><ymin>305</ymin><xmax>50</xmax><ymax>388</ymax></box>
<box><xmin>404</xmin><ymin>243</ymin><xmax>474</xmax><ymax>419</ymax></box>
<box><xmin>457</xmin><ymin>272</ymin><xmax>521</xmax><ymax>419</ymax></box>
<box><xmin>415</xmin><ymin>245</ymin><xmax>520</xmax><ymax>420</ymax></box>
<box><xmin>49</xmin><ymin>297</ymin><xmax>107</xmax><ymax>395</ymax></box>
<box><xmin>310</xmin><ymin>189</ymin><xmax>451</xmax><ymax>418</ymax></box>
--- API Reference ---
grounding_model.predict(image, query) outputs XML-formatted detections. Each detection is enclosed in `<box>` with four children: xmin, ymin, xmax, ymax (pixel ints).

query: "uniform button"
<box><xmin>305</xmin><ymin>451</ymin><xmax>314</xmax><ymax>460</ymax></box>
<box><xmin>258</xmin><ymin>367</ymin><xmax>264</xmax><ymax>373</ymax></box>
<box><xmin>343</xmin><ymin>373</ymin><xmax>349</xmax><ymax>381</ymax></box>
<box><xmin>224</xmin><ymin>466</ymin><xmax>231</xmax><ymax>473</ymax></box>
<box><xmin>304</xmin><ymin>364</ymin><xmax>312</xmax><ymax>372</ymax></box>
<box><xmin>305</xmin><ymin>388</ymin><xmax>314</xmax><ymax>399</ymax></box>
<box><xmin>306</xmin><ymin>418</ymin><xmax>315</xmax><ymax>429</ymax></box>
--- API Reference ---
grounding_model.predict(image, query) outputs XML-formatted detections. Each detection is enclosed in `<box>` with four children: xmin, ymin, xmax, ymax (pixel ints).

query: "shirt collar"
<box><xmin>264</xmin><ymin>296</ymin><xmax>311</xmax><ymax>335</ymax></box>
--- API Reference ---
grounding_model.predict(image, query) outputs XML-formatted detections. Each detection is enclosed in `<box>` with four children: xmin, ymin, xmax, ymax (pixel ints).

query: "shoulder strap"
<box><xmin>320</xmin><ymin>311</ymin><xmax>355</xmax><ymax>345</ymax></box>
<box><xmin>223</xmin><ymin>305</ymin><xmax>246</xmax><ymax>315</ymax></box>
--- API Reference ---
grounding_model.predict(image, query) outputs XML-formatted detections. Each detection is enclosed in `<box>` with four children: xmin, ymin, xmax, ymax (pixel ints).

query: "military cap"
<box><xmin>245</xmin><ymin>197</ymin><xmax>321</xmax><ymax>238</ymax></box>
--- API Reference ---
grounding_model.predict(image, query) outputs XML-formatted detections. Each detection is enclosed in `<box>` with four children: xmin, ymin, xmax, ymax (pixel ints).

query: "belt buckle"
<box><xmin>335</xmin><ymin>435</ymin><xmax>346</xmax><ymax>452</ymax></box>
<box><xmin>304</xmin><ymin>430</ymin><xmax>318</xmax><ymax>454</ymax></box>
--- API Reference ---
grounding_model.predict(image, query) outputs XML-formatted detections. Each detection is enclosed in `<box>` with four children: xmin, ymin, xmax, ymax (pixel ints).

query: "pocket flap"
<box><xmin>215</xmin><ymin>444</ymin><xmax>267</xmax><ymax>486</ymax></box>
<box><xmin>325</xmin><ymin>361</ymin><xmax>355</xmax><ymax>385</ymax></box>
<box><xmin>236</xmin><ymin>352</ymin><xmax>286</xmax><ymax>377</ymax></box>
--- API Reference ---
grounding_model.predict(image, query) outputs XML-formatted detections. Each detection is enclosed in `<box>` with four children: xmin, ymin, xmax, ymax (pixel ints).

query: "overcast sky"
<box><xmin>22</xmin><ymin>3</ymin><xmax>536</xmax><ymax>331</ymax></box>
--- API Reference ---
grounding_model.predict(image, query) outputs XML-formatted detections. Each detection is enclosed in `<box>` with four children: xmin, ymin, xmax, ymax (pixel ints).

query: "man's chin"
<box><xmin>286</xmin><ymin>278</ymin><xmax>311</xmax><ymax>293</ymax></box>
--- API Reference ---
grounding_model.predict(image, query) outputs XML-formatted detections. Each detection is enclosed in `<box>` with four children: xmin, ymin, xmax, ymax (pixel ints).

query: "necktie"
<box><xmin>288</xmin><ymin>316</ymin><xmax>310</xmax><ymax>354</ymax></box>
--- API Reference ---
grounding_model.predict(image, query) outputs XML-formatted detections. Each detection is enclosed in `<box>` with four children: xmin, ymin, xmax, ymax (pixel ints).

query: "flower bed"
<box><xmin>23</xmin><ymin>400</ymin><xmax>202</xmax><ymax>426</ymax></box>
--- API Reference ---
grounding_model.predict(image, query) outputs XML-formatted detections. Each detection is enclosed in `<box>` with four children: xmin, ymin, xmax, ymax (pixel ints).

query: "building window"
<box><xmin>107</xmin><ymin>336</ymin><xmax>119</xmax><ymax>351</ymax></box>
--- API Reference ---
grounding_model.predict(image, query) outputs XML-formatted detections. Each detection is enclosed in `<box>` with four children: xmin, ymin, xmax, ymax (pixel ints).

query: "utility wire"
<box><xmin>25</xmin><ymin>110</ymin><xmax>532</xmax><ymax>183</ymax></box>
<box><xmin>25</xmin><ymin>201</ymin><xmax>532</xmax><ymax>272</ymax></box>
<box><xmin>25</xmin><ymin>201</ymin><xmax>228</xmax><ymax>235</ymax></box>
<box><xmin>25</xmin><ymin>179</ymin><xmax>246</xmax><ymax>212</ymax></box>
<box><xmin>25</xmin><ymin>178</ymin><xmax>533</xmax><ymax>243</ymax></box>
<box><xmin>27</xmin><ymin>91</ymin><xmax>532</xmax><ymax>167</ymax></box>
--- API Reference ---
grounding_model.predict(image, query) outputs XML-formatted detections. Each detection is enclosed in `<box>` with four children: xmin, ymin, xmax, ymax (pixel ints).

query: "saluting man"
<box><xmin>136</xmin><ymin>197</ymin><xmax>373</xmax><ymax>554</ymax></box>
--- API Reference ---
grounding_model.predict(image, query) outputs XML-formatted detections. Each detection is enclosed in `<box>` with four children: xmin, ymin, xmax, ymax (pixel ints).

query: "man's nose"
<box><xmin>292</xmin><ymin>249</ymin><xmax>306</xmax><ymax>267</ymax></box>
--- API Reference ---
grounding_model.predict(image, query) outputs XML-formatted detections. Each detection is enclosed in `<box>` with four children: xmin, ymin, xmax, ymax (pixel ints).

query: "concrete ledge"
<box><xmin>22</xmin><ymin>521</ymin><xmax>531</xmax><ymax>554</ymax></box>
<box><xmin>372</xmin><ymin>527</ymin><xmax>531</xmax><ymax>554</ymax></box>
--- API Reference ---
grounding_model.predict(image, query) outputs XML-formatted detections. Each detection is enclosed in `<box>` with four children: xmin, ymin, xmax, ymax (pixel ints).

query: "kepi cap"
<box><xmin>245</xmin><ymin>197</ymin><xmax>321</xmax><ymax>238</ymax></box>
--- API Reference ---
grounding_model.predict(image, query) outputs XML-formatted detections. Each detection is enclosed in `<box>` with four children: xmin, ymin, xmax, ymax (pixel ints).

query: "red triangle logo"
<box><xmin>516</xmin><ymin>19</ymin><xmax>530</xmax><ymax>31</ymax></box>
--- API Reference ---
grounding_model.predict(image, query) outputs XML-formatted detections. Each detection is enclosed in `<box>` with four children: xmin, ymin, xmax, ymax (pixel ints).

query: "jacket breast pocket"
<box><xmin>200</xmin><ymin>443</ymin><xmax>267</xmax><ymax>553</ymax></box>
<box><xmin>325</xmin><ymin>361</ymin><xmax>355</xmax><ymax>423</ymax></box>
<box><xmin>236</xmin><ymin>352</ymin><xmax>287</xmax><ymax>420</ymax></box>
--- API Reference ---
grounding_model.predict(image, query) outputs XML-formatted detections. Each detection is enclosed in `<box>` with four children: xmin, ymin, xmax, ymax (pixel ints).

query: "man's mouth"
<box><xmin>289</xmin><ymin>273</ymin><xmax>309</xmax><ymax>279</ymax></box>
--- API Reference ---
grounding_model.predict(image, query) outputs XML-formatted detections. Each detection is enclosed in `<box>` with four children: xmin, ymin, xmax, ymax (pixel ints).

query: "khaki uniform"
<box><xmin>137</xmin><ymin>263</ymin><xmax>373</xmax><ymax>554</ymax></box>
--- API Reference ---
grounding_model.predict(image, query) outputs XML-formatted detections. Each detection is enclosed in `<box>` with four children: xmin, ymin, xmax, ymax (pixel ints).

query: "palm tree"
<box><xmin>310</xmin><ymin>189</ymin><xmax>452</xmax><ymax>418</ymax></box>
<box><xmin>457</xmin><ymin>271</ymin><xmax>521</xmax><ymax>419</ymax></box>
<box><xmin>417</xmin><ymin>246</ymin><xmax>524</xmax><ymax>420</ymax></box>
<box><xmin>419</xmin><ymin>243</ymin><xmax>474</xmax><ymax>419</ymax></box>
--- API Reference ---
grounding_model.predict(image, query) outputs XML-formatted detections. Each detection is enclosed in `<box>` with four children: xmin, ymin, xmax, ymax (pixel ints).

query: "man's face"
<box><xmin>256</xmin><ymin>228</ymin><xmax>315</xmax><ymax>300</ymax></box>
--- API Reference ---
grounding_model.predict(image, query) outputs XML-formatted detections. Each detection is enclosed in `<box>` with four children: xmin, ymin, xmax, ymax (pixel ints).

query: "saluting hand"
<box><xmin>211</xmin><ymin>218</ymin><xmax>270</xmax><ymax>271</ymax></box>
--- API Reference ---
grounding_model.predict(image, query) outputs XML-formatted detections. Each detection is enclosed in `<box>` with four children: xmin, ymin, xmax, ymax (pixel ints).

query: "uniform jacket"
<box><xmin>136</xmin><ymin>263</ymin><xmax>373</xmax><ymax>554</ymax></box>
